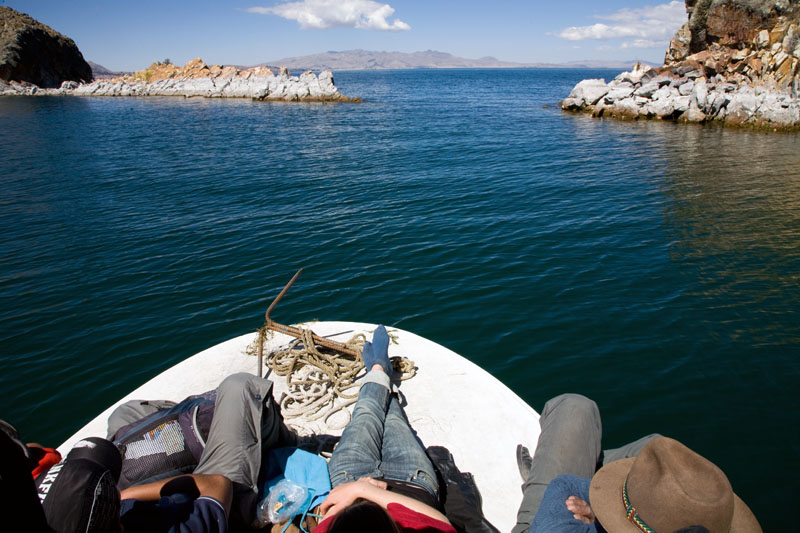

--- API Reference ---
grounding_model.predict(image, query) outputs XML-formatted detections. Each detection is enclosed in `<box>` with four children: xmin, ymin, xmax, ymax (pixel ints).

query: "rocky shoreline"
<box><xmin>0</xmin><ymin>58</ymin><xmax>357</xmax><ymax>102</ymax></box>
<box><xmin>562</xmin><ymin>0</ymin><xmax>800</xmax><ymax>130</ymax></box>
<box><xmin>562</xmin><ymin>63</ymin><xmax>799</xmax><ymax>130</ymax></box>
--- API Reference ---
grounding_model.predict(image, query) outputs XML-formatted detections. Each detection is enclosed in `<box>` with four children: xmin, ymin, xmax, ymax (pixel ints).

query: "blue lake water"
<box><xmin>1</xmin><ymin>68</ymin><xmax>798</xmax><ymax>530</ymax></box>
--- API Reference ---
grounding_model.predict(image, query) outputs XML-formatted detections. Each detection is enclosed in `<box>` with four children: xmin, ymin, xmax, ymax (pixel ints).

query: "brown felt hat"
<box><xmin>589</xmin><ymin>437</ymin><xmax>761</xmax><ymax>533</ymax></box>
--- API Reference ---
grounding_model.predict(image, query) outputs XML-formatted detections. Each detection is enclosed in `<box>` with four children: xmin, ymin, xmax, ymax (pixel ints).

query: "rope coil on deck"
<box><xmin>251</xmin><ymin>325</ymin><xmax>416</xmax><ymax>434</ymax></box>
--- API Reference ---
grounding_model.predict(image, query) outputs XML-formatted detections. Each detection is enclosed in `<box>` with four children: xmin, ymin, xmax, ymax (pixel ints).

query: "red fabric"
<box><xmin>313</xmin><ymin>503</ymin><xmax>456</xmax><ymax>533</ymax></box>
<box><xmin>29</xmin><ymin>447</ymin><xmax>62</xmax><ymax>479</ymax></box>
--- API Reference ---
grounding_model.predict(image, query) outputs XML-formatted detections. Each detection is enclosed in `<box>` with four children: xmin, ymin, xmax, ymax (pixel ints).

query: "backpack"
<box><xmin>111</xmin><ymin>391</ymin><xmax>216</xmax><ymax>489</ymax></box>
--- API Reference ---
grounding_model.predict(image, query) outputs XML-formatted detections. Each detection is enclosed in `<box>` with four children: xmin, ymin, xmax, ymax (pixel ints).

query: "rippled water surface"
<box><xmin>1</xmin><ymin>69</ymin><xmax>798</xmax><ymax>530</ymax></box>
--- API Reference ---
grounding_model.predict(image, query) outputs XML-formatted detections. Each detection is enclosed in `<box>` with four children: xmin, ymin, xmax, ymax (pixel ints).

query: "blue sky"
<box><xmin>7</xmin><ymin>1</ymin><xmax>689</xmax><ymax>71</ymax></box>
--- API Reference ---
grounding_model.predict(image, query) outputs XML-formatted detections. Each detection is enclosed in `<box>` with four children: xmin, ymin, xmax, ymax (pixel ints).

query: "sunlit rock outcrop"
<box><xmin>0</xmin><ymin>57</ymin><xmax>356</xmax><ymax>101</ymax></box>
<box><xmin>562</xmin><ymin>0</ymin><xmax>800</xmax><ymax>130</ymax></box>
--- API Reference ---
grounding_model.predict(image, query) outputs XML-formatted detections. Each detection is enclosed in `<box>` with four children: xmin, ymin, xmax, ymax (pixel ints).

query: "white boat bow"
<box><xmin>59</xmin><ymin>321</ymin><xmax>540</xmax><ymax>531</ymax></box>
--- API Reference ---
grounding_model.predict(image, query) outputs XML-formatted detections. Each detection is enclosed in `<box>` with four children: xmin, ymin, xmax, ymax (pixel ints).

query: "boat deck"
<box><xmin>59</xmin><ymin>322</ymin><xmax>541</xmax><ymax>531</ymax></box>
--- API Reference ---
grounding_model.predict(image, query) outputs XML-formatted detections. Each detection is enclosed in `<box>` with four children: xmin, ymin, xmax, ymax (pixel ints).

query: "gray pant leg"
<box><xmin>194</xmin><ymin>373</ymin><xmax>294</xmax><ymax>526</ymax></box>
<box><xmin>601</xmin><ymin>433</ymin><xmax>661</xmax><ymax>465</ymax></box>
<box><xmin>512</xmin><ymin>394</ymin><xmax>602</xmax><ymax>533</ymax></box>
<box><xmin>106</xmin><ymin>400</ymin><xmax>176</xmax><ymax>439</ymax></box>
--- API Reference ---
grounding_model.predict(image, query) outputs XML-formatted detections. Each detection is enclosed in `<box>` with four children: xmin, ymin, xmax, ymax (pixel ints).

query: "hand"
<box><xmin>566</xmin><ymin>495</ymin><xmax>596</xmax><ymax>524</ymax></box>
<box><xmin>362</xmin><ymin>478</ymin><xmax>388</xmax><ymax>490</ymax></box>
<box><xmin>319</xmin><ymin>478</ymin><xmax>387</xmax><ymax>518</ymax></box>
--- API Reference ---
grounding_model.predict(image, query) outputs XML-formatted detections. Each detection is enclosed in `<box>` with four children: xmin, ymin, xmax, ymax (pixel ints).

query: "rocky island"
<box><xmin>562</xmin><ymin>0</ymin><xmax>800</xmax><ymax>130</ymax></box>
<box><xmin>71</xmin><ymin>59</ymin><xmax>354</xmax><ymax>102</ymax></box>
<box><xmin>0</xmin><ymin>7</ymin><xmax>355</xmax><ymax>102</ymax></box>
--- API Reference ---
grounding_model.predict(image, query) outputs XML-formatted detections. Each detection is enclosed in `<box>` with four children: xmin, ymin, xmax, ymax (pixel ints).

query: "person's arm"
<box><xmin>319</xmin><ymin>478</ymin><xmax>451</xmax><ymax>525</ymax></box>
<box><xmin>120</xmin><ymin>473</ymin><xmax>232</xmax><ymax>516</ymax></box>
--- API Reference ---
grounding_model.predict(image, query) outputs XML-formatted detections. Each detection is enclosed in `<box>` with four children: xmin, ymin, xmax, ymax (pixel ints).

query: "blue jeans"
<box><xmin>327</xmin><ymin>376</ymin><xmax>439</xmax><ymax>499</ymax></box>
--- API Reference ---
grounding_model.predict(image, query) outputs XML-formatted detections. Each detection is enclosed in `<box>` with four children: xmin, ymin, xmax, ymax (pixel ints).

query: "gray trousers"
<box><xmin>108</xmin><ymin>373</ymin><xmax>295</xmax><ymax>526</ymax></box>
<box><xmin>512</xmin><ymin>394</ymin><xmax>659</xmax><ymax>533</ymax></box>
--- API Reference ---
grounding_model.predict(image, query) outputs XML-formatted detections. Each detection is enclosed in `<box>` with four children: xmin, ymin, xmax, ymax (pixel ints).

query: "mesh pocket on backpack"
<box><xmin>118</xmin><ymin>420</ymin><xmax>197</xmax><ymax>488</ymax></box>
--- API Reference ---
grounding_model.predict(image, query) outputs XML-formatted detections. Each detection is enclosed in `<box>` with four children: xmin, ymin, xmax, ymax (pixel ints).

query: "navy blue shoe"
<box><xmin>362</xmin><ymin>325</ymin><xmax>391</xmax><ymax>374</ymax></box>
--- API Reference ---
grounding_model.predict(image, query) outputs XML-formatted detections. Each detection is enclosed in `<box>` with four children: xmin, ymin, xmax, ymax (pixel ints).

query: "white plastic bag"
<box><xmin>260</xmin><ymin>478</ymin><xmax>309</xmax><ymax>524</ymax></box>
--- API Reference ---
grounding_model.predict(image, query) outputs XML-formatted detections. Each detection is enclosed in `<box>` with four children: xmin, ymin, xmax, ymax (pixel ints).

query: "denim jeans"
<box><xmin>327</xmin><ymin>377</ymin><xmax>439</xmax><ymax>499</ymax></box>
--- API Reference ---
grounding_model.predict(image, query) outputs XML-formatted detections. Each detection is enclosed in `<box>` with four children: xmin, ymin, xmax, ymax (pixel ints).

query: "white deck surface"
<box><xmin>59</xmin><ymin>322</ymin><xmax>541</xmax><ymax>531</ymax></box>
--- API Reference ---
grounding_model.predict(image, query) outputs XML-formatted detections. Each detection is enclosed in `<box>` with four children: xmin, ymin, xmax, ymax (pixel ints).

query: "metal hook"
<box><xmin>257</xmin><ymin>269</ymin><xmax>360</xmax><ymax>377</ymax></box>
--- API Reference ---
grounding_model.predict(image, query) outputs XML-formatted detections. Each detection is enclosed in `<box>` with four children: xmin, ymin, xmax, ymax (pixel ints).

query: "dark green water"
<box><xmin>1</xmin><ymin>69</ymin><xmax>798</xmax><ymax>530</ymax></box>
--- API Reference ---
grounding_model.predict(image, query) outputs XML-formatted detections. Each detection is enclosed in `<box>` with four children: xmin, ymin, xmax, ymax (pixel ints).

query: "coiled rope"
<box><xmin>252</xmin><ymin>326</ymin><xmax>416</xmax><ymax>434</ymax></box>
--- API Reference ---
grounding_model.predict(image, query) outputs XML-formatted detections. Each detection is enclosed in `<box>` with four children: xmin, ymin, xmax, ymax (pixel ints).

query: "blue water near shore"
<box><xmin>1</xmin><ymin>69</ymin><xmax>798</xmax><ymax>529</ymax></box>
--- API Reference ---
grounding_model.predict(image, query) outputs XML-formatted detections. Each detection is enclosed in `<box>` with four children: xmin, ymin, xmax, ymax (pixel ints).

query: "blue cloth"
<box><xmin>120</xmin><ymin>495</ymin><xmax>227</xmax><ymax>533</ymax></box>
<box><xmin>261</xmin><ymin>447</ymin><xmax>332</xmax><ymax>509</ymax></box>
<box><xmin>327</xmin><ymin>379</ymin><xmax>439</xmax><ymax>498</ymax></box>
<box><xmin>530</xmin><ymin>475</ymin><xmax>603</xmax><ymax>533</ymax></box>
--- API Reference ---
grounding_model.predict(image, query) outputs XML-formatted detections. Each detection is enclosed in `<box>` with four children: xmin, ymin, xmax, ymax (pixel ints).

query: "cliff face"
<box><xmin>0</xmin><ymin>6</ymin><xmax>92</xmax><ymax>88</ymax></box>
<box><xmin>665</xmin><ymin>0</ymin><xmax>799</xmax><ymax>89</ymax></box>
<box><xmin>562</xmin><ymin>0</ymin><xmax>800</xmax><ymax>130</ymax></box>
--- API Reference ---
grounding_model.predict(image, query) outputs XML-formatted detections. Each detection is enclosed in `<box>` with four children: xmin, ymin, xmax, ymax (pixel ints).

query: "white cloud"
<box><xmin>621</xmin><ymin>39</ymin><xmax>668</xmax><ymax>49</ymax></box>
<box><xmin>247</xmin><ymin>0</ymin><xmax>410</xmax><ymax>31</ymax></box>
<box><xmin>557</xmin><ymin>1</ymin><xmax>685</xmax><ymax>42</ymax></box>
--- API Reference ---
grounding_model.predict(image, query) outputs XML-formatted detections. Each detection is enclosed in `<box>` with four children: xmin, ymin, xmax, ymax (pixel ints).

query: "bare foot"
<box><xmin>565</xmin><ymin>495</ymin><xmax>596</xmax><ymax>524</ymax></box>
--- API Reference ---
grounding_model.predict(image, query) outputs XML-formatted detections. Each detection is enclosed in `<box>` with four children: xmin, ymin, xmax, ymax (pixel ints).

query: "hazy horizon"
<box><xmin>6</xmin><ymin>0</ymin><xmax>687</xmax><ymax>72</ymax></box>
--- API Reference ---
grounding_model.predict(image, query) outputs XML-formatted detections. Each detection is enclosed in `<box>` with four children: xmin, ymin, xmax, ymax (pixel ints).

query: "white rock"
<box><xmin>674</xmin><ymin>96</ymin><xmax>691</xmax><ymax>113</ymax></box>
<box><xmin>758</xmin><ymin>91</ymin><xmax>800</xmax><ymax>125</ymax></box>
<box><xmin>682</xmin><ymin>102</ymin><xmax>707</xmax><ymax>122</ymax></box>
<box><xmin>758</xmin><ymin>29</ymin><xmax>770</xmax><ymax>49</ymax></box>
<box><xmin>772</xmin><ymin>51</ymin><xmax>789</xmax><ymax>70</ymax></box>
<box><xmin>678</xmin><ymin>81</ymin><xmax>695</xmax><ymax>96</ymax></box>
<box><xmin>566</xmin><ymin>79</ymin><xmax>610</xmax><ymax>106</ymax></box>
<box><xmin>652</xmin><ymin>86</ymin><xmax>673</xmax><ymax>101</ymax></box>
<box><xmin>46</xmin><ymin>69</ymin><xmax>345</xmax><ymax>101</ymax></box>
<box><xmin>727</xmin><ymin>91</ymin><xmax>759</xmax><ymax>120</ymax></box>
<box><xmin>604</xmin><ymin>87</ymin><xmax>635</xmax><ymax>103</ymax></box>
<box><xmin>319</xmin><ymin>70</ymin><xmax>337</xmax><ymax>95</ymax></box>
<box><xmin>612</xmin><ymin>97</ymin><xmax>641</xmax><ymax>117</ymax></box>
<box><xmin>634</xmin><ymin>82</ymin><xmax>659</xmax><ymax>98</ymax></box>
<box><xmin>710</xmin><ymin>92</ymin><xmax>729</xmax><ymax>115</ymax></box>
<box><xmin>647</xmin><ymin>99</ymin><xmax>675</xmax><ymax>118</ymax></box>
<box><xmin>693</xmin><ymin>79</ymin><xmax>708</xmax><ymax>108</ymax></box>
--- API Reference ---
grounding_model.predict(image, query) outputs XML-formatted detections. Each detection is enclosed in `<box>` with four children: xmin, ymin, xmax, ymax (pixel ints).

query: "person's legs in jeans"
<box><xmin>512</xmin><ymin>394</ymin><xmax>602</xmax><ymax>533</ymax></box>
<box><xmin>327</xmin><ymin>372</ymin><xmax>392</xmax><ymax>488</ymax></box>
<box><xmin>379</xmin><ymin>396</ymin><xmax>439</xmax><ymax>498</ymax></box>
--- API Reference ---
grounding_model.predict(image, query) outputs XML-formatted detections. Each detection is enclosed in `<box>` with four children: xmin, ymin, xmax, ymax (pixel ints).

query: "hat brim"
<box><xmin>589</xmin><ymin>458</ymin><xmax>762</xmax><ymax>533</ymax></box>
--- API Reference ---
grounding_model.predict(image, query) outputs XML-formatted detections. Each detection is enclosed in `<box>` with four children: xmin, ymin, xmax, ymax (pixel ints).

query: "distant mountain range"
<box><xmin>261</xmin><ymin>50</ymin><xmax>659</xmax><ymax>71</ymax></box>
<box><xmin>88</xmin><ymin>61</ymin><xmax>130</xmax><ymax>79</ymax></box>
<box><xmin>90</xmin><ymin>51</ymin><xmax>659</xmax><ymax>76</ymax></box>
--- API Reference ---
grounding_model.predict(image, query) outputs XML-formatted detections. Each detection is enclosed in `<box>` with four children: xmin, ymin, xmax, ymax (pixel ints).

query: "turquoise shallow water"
<box><xmin>1</xmin><ymin>69</ymin><xmax>799</xmax><ymax>530</ymax></box>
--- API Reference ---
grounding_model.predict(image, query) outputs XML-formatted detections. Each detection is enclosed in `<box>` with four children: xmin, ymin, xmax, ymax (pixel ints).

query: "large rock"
<box><xmin>561</xmin><ymin>0</ymin><xmax>800</xmax><ymax>130</ymax></box>
<box><xmin>563</xmin><ymin>79</ymin><xmax>610</xmax><ymax>107</ymax></box>
<box><xmin>0</xmin><ymin>6</ymin><xmax>91</xmax><ymax>87</ymax></box>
